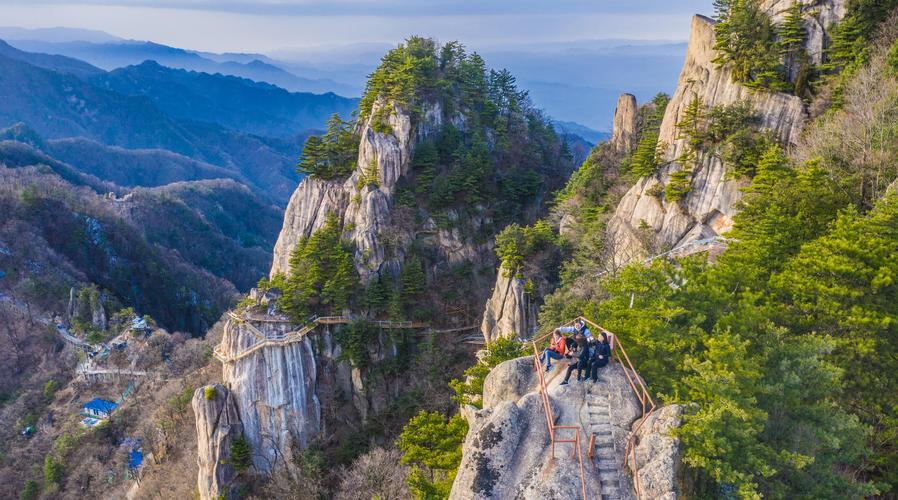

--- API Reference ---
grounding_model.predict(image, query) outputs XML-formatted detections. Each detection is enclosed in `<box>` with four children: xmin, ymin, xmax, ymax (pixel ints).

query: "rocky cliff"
<box><xmin>604</xmin><ymin>13</ymin><xmax>829</xmax><ymax>265</ymax></box>
<box><xmin>271</xmin><ymin>101</ymin><xmax>463</xmax><ymax>282</ymax></box>
<box><xmin>218</xmin><ymin>317</ymin><xmax>320</xmax><ymax>475</ymax></box>
<box><xmin>452</xmin><ymin>356</ymin><xmax>680</xmax><ymax>499</ymax></box>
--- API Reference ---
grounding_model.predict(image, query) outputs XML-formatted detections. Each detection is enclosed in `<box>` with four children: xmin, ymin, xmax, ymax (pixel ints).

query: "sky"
<box><xmin>0</xmin><ymin>0</ymin><xmax>713</xmax><ymax>53</ymax></box>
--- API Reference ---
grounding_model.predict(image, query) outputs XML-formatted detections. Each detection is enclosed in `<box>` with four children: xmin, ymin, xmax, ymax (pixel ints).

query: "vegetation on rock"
<box><xmin>275</xmin><ymin>214</ymin><xmax>358</xmax><ymax>320</ymax></box>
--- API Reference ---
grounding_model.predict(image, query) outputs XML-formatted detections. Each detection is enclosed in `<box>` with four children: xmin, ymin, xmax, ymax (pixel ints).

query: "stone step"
<box><xmin>594</xmin><ymin>441</ymin><xmax>614</xmax><ymax>449</ymax></box>
<box><xmin>592</xmin><ymin>429</ymin><xmax>613</xmax><ymax>436</ymax></box>
<box><xmin>596</xmin><ymin>466</ymin><xmax>618</xmax><ymax>474</ymax></box>
<box><xmin>601</xmin><ymin>479</ymin><xmax>621</xmax><ymax>488</ymax></box>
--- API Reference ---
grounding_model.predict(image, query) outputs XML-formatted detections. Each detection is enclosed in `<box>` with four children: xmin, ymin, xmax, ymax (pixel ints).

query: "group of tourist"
<box><xmin>539</xmin><ymin>318</ymin><xmax>612</xmax><ymax>385</ymax></box>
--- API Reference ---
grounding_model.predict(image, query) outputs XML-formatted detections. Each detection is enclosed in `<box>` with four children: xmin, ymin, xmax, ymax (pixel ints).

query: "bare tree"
<box><xmin>335</xmin><ymin>447</ymin><xmax>411</xmax><ymax>500</ymax></box>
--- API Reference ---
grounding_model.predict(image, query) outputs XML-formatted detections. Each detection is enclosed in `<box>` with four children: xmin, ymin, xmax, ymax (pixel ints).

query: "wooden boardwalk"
<box><xmin>214</xmin><ymin>312</ymin><xmax>453</xmax><ymax>364</ymax></box>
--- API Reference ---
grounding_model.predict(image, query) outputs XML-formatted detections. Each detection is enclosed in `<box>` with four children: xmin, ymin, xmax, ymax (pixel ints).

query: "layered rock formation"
<box><xmin>193</xmin><ymin>384</ymin><xmax>244</xmax><ymax>500</ymax></box>
<box><xmin>218</xmin><ymin>318</ymin><xmax>320</xmax><ymax>475</ymax></box>
<box><xmin>480</xmin><ymin>271</ymin><xmax>536</xmax><ymax>343</ymax></box>
<box><xmin>610</xmin><ymin>93</ymin><xmax>639</xmax><ymax>153</ymax></box>
<box><xmin>604</xmin><ymin>13</ymin><xmax>823</xmax><ymax>265</ymax></box>
<box><xmin>452</xmin><ymin>356</ymin><xmax>680</xmax><ymax>499</ymax></box>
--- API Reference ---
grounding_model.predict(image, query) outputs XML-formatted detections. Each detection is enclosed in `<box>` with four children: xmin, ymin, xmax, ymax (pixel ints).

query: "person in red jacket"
<box><xmin>539</xmin><ymin>329</ymin><xmax>567</xmax><ymax>371</ymax></box>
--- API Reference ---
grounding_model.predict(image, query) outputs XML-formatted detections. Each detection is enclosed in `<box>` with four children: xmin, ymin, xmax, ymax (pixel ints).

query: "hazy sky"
<box><xmin>0</xmin><ymin>0</ymin><xmax>713</xmax><ymax>53</ymax></box>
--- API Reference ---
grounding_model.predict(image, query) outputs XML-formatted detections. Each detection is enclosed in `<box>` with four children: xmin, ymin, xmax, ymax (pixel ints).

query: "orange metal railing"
<box><xmin>533</xmin><ymin>316</ymin><xmax>656</xmax><ymax>500</ymax></box>
<box><xmin>530</xmin><ymin>330</ymin><xmax>588</xmax><ymax>500</ymax></box>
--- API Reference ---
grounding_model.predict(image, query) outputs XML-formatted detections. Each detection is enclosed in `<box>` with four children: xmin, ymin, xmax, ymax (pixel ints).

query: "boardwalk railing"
<box><xmin>534</xmin><ymin>316</ymin><xmax>656</xmax><ymax>500</ymax></box>
<box><xmin>530</xmin><ymin>330</ymin><xmax>588</xmax><ymax>500</ymax></box>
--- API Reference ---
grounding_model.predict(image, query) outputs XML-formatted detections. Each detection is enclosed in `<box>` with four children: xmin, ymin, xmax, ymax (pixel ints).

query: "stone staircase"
<box><xmin>583</xmin><ymin>374</ymin><xmax>634</xmax><ymax>500</ymax></box>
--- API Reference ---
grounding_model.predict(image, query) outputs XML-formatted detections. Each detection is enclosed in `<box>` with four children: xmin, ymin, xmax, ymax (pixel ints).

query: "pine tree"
<box><xmin>279</xmin><ymin>214</ymin><xmax>358</xmax><ymax>320</ymax></box>
<box><xmin>713</xmin><ymin>0</ymin><xmax>733</xmax><ymax>22</ymax></box>
<box><xmin>748</xmin><ymin>144</ymin><xmax>790</xmax><ymax>195</ymax></box>
<box><xmin>713</xmin><ymin>0</ymin><xmax>788</xmax><ymax>91</ymax></box>
<box><xmin>665</xmin><ymin>168</ymin><xmax>693</xmax><ymax>202</ymax></box>
<box><xmin>400</xmin><ymin>256</ymin><xmax>426</xmax><ymax>302</ymax></box>
<box><xmin>230</xmin><ymin>434</ymin><xmax>252</xmax><ymax>472</ymax></box>
<box><xmin>398</xmin><ymin>411</ymin><xmax>469</xmax><ymax>498</ymax></box>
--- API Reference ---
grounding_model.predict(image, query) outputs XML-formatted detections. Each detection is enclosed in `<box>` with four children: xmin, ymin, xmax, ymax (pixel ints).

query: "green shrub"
<box><xmin>665</xmin><ymin>168</ymin><xmax>693</xmax><ymax>202</ymax></box>
<box><xmin>43</xmin><ymin>455</ymin><xmax>63</xmax><ymax>486</ymax></box>
<box><xmin>20</xmin><ymin>479</ymin><xmax>38</xmax><ymax>500</ymax></box>
<box><xmin>204</xmin><ymin>386</ymin><xmax>217</xmax><ymax>401</ymax></box>
<box><xmin>42</xmin><ymin>379</ymin><xmax>58</xmax><ymax>401</ymax></box>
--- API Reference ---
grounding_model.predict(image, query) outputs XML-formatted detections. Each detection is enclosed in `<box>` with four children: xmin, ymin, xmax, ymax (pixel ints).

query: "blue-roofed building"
<box><xmin>81</xmin><ymin>398</ymin><xmax>118</xmax><ymax>419</ymax></box>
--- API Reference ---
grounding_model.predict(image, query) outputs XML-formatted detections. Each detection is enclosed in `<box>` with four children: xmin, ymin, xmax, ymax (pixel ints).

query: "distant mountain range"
<box><xmin>92</xmin><ymin>60</ymin><xmax>357</xmax><ymax>139</ymax></box>
<box><xmin>5</xmin><ymin>38</ymin><xmax>360</xmax><ymax>96</ymax></box>
<box><xmin>0</xmin><ymin>27</ymin><xmax>686</xmax><ymax>131</ymax></box>
<box><xmin>0</xmin><ymin>40</ymin><xmax>366</xmax><ymax>204</ymax></box>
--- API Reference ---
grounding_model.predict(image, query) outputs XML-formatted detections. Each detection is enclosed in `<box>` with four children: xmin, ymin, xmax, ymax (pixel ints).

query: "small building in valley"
<box><xmin>82</xmin><ymin>398</ymin><xmax>118</xmax><ymax>419</ymax></box>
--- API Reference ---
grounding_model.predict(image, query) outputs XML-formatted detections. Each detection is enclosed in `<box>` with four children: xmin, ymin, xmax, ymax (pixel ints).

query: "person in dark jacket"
<box><xmin>590</xmin><ymin>333</ymin><xmax>612</xmax><ymax>382</ymax></box>
<box><xmin>560</xmin><ymin>336</ymin><xmax>592</xmax><ymax>385</ymax></box>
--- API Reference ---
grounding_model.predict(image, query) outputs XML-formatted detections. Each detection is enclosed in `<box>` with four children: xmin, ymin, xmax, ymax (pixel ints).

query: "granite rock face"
<box><xmin>218</xmin><ymin>318</ymin><xmax>321</xmax><ymax>475</ymax></box>
<box><xmin>270</xmin><ymin>101</ymin><xmax>455</xmax><ymax>283</ymax></box>
<box><xmin>480</xmin><ymin>271</ymin><xmax>536</xmax><ymax>343</ymax></box>
<box><xmin>610</xmin><ymin>93</ymin><xmax>639</xmax><ymax>153</ymax></box>
<box><xmin>193</xmin><ymin>384</ymin><xmax>243</xmax><ymax>500</ymax></box>
<box><xmin>604</xmin><ymin>14</ymin><xmax>816</xmax><ymax>265</ymax></box>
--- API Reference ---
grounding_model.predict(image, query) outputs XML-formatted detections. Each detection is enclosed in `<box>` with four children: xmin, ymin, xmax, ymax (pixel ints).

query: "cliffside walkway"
<box><xmin>531</xmin><ymin>316</ymin><xmax>655</xmax><ymax>500</ymax></box>
<box><xmin>214</xmin><ymin>311</ymin><xmax>477</xmax><ymax>363</ymax></box>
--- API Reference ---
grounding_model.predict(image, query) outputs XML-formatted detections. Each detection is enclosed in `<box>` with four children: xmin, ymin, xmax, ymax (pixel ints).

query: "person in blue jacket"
<box><xmin>558</xmin><ymin>318</ymin><xmax>593</xmax><ymax>343</ymax></box>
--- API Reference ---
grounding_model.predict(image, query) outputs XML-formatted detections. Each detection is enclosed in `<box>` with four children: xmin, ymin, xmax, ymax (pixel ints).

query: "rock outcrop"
<box><xmin>271</xmin><ymin>102</ymin><xmax>442</xmax><ymax>282</ymax></box>
<box><xmin>193</xmin><ymin>384</ymin><xmax>244</xmax><ymax>500</ymax></box>
<box><xmin>452</xmin><ymin>356</ymin><xmax>679</xmax><ymax>499</ymax></box>
<box><xmin>218</xmin><ymin>318</ymin><xmax>320</xmax><ymax>475</ymax></box>
<box><xmin>480</xmin><ymin>271</ymin><xmax>536</xmax><ymax>343</ymax></box>
<box><xmin>610</xmin><ymin>93</ymin><xmax>639</xmax><ymax>153</ymax></box>
<box><xmin>604</xmin><ymin>14</ymin><xmax>816</xmax><ymax>265</ymax></box>
<box><xmin>629</xmin><ymin>404</ymin><xmax>684</xmax><ymax>500</ymax></box>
